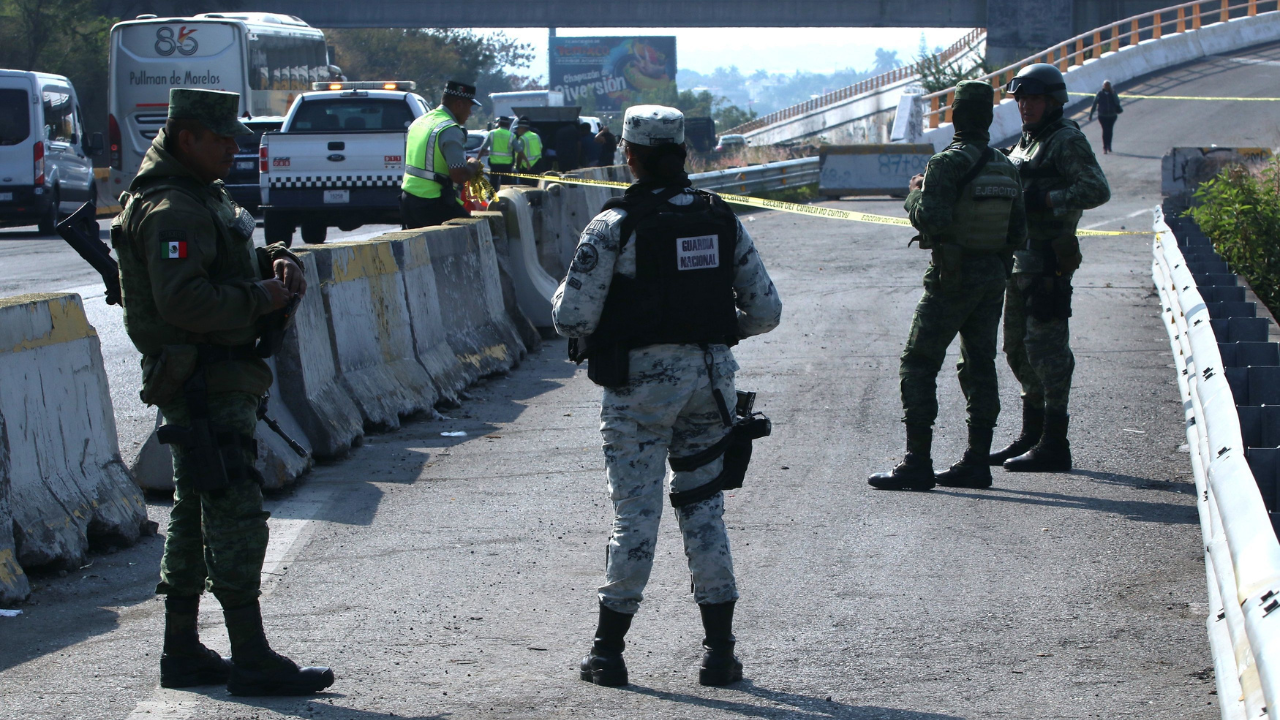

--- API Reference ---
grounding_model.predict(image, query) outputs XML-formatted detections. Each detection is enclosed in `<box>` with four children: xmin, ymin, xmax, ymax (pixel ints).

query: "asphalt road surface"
<box><xmin>5</xmin><ymin>40</ymin><xmax>1280</xmax><ymax>719</ymax></box>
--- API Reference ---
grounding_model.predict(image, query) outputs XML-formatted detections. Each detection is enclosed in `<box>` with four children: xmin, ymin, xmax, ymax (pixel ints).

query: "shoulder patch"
<box><xmin>158</xmin><ymin>229</ymin><xmax>188</xmax><ymax>260</ymax></box>
<box><xmin>160</xmin><ymin>229</ymin><xmax>185</xmax><ymax>242</ymax></box>
<box><xmin>572</xmin><ymin>243</ymin><xmax>600</xmax><ymax>273</ymax></box>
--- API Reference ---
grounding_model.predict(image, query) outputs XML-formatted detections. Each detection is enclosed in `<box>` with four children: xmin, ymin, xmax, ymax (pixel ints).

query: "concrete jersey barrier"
<box><xmin>0</xmin><ymin>428</ymin><xmax>28</xmax><ymax>603</ymax></box>
<box><xmin>276</xmin><ymin>251</ymin><xmax>365</xmax><ymax>457</ymax></box>
<box><xmin>308</xmin><ymin>241</ymin><xmax>438</xmax><ymax>431</ymax></box>
<box><xmin>0</xmin><ymin>293</ymin><xmax>147</xmax><ymax>572</ymax></box>
<box><xmin>471</xmin><ymin>209</ymin><xmax>543</xmax><ymax>352</ymax></box>
<box><xmin>491</xmin><ymin>188</ymin><xmax>559</xmax><ymax>330</ymax></box>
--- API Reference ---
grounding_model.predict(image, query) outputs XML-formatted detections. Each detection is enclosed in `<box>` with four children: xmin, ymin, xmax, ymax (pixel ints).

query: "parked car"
<box><xmin>714</xmin><ymin>134</ymin><xmax>747</xmax><ymax>153</ymax></box>
<box><xmin>225</xmin><ymin>116</ymin><xmax>283</xmax><ymax>213</ymax></box>
<box><xmin>0</xmin><ymin>70</ymin><xmax>102</xmax><ymax>234</ymax></box>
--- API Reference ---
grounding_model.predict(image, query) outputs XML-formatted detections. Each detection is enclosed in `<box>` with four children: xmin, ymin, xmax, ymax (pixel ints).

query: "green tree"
<box><xmin>325</xmin><ymin>28</ymin><xmax>536</xmax><ymax>127</ymax></box>
<box><xmin>0</xmin><ymin>0</ymin><xmax>115</xmax><ymax>135</ymax></box>
<box><xmin>1187</xmin><ymin>159</ymin><xmax>1280</xmax><ymax>316</ymax></box>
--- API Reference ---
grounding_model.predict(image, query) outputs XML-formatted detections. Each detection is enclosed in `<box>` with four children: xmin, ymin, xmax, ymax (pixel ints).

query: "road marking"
<box><xmin>124</xmin><ymin>482</ymin><xmax>338</xmax><ymax>720</ymax></box>
<box><xmin>1082</xmin><ymin>207</ymin><xmax>1150</xmax><ymax>230</ymax></box>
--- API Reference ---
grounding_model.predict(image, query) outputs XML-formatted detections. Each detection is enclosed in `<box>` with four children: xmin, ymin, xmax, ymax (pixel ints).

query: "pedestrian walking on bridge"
<box><xmin>553</xmin><ymin>104</ymin><xmax>782</xmax><ymax>688</ymax></box>
<box><xmin>112</xmin><ymin>88</ymin><xmax>333</xmax><ymax>697</ymax></box>
<box><xmin>993</xmin><ymin>63</ymin><xmax>1111</xmax><ymax>473</ymax></box>
<box><xmin>868</xmin><ymin>81</ymin><xmax>1026</xmax><ymax>492</ymax></box>
<box><xmin>1089</xmin><ymin>80</ymin><xmax>1123</xmax><ymax>154</ymax></box>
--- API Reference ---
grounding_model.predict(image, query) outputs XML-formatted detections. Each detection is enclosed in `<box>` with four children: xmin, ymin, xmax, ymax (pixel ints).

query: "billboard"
<box><xmin>549</xmin><ymin>36</ymin><xmax>676</xmax><ymax>112</ymax></box>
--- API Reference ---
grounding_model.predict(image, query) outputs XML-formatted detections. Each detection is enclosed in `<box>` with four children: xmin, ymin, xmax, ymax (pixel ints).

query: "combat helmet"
<box><xmin>1004</xmin><ymin>63</ymin><xmax>1069</xmax><ymax>104</ymax></box>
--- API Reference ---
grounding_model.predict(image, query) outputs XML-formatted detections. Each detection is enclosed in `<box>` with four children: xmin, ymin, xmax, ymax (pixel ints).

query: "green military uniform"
<box><xmin>869</xmin><ymin>81</ymin><xmax>1025</xmax><ymax>492</ymax></box>
<box><xmin>113</xmin><ymin>88</ymin><xmax>332</xmax><ymax>696</ymax></box>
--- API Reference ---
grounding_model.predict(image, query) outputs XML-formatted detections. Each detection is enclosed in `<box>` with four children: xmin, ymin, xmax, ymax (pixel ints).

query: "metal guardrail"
<box><xmin>924</xmin><ymin>0</ymin><xmax>1277</xmax><ymax>127</ymax></box>
<box><xmin>1152</xmin><ymin>206</ymin><xmax>1280</xmax><ymax>720</ymax></box>
<box><xmin>721</xmin><ymin>28</ymin><xmax>986</xmax><ymax>136</ymax></box>
<box><xmin>689</xmin><ymin>157</ymin><xmax>820</xmax><ymax>195</ymax></box>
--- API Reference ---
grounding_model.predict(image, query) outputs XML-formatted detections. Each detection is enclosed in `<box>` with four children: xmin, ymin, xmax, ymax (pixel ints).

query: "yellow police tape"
<box><xmin>492</xmin><ymin>172</ymin><xmax>1146</xmax><ymax>237</ymax></box>
<box><xmin>1068</xmin><ymin>91</ymin><xmax>1280</xmax><ymax>101</ymax></box>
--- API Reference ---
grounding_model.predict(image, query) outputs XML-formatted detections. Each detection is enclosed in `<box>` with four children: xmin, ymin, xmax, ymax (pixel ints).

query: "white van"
<box><xmin>0</xmin><ymin>70</ymin><xmax>102</xmax><ymax>233</ymax></box>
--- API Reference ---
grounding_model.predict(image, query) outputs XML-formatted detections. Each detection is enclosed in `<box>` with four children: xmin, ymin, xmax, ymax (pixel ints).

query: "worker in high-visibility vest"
<box><xmin>401</xmin><ymin>80</ymin><xmax>483</xmax><ymax>229</ymax></box>
<box><xmin>479</xmin><ymin>115</ymin><xmax>514</xmax><ymax>190</ymax></box>
<box><xmin>513</xmin><ymin>116</ymin><xmax>543</xmax><ymax>186</ymax></box>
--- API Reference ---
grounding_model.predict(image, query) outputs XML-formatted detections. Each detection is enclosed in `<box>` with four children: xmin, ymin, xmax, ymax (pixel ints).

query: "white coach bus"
<box><xmin>107</xmin><ymin>12</ymin><xmax>330</xmax><ymax>190</ymax></box>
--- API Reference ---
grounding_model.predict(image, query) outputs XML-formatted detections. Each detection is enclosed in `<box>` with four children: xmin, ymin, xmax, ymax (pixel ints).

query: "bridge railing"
<box><xmin>720</xmin><ymin>27</ymin><xmax>985</xmax><ymax>136</ymax></box>
<box><xmin>688</xmin><ymin>157</ymin><xmax>820</xmax><ymax>194</ymax></box>
<box><xmin>923</xmin><ymin>0</ymin><xmax>1278</xmax><ymax>127</ymax></box>
<box><xmin>1153</xmin><ymin>206</ymin><xmax>1280</xmax><ymax>720</ymax></box>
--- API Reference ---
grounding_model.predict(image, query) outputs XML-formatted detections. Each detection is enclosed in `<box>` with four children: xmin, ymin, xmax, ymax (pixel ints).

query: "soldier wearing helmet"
<box><xmin>991</xmin><ymin>63</ymin><xmax>1110</xmax><ymax>473</ymax></box>
<box><xmin>552</xmin><ymin>104</ymin><xmax>782</xmax><ymax>689</ymax></box>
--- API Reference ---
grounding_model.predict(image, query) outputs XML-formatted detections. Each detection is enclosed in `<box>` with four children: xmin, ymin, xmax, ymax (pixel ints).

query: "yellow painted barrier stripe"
<box><xmin>1068</xmin><ymin>91</ymin><xmax>1280</xmax><ymax>101</ymax></box>
<box><xmin>493</xmin><ymin>172</ymin><xmax>1145</xmax><ymax>237</ymax></box>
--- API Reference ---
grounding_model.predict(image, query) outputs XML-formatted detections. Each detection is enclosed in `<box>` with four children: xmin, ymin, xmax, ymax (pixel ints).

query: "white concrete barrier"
<box><xmin>491</xmin><ymin>188</ymin><xmax>559</xmax><ymax>330</ymax></box>
<box><xmin>276</xmin><ymin>252</ymin><xmax>365</xmax><ymax>458</ymax></box>
<box><xmin>255</xmin><ymin>356</ymin><xmax>314</xmax><ymax>490</ymax></box>
<box><xmin>471</xmin><ymin>209</ymin><xmax>543</xmax><ymax>351</ymax></box>
<box><xmin>924</xmin><ymin>12</ymin><xmax>1280</xmax><ymax>149</ymax></box>
<box><xmin>308</xmin><ymin>241</ymin><xmax>438</xmax><ymax>431</ymax></box>
<box><xmin>430</xmin><ymin>219</ymin><xmax>527</xmax><ymax>380</ymax></box>
<box><xmin>0</xmin><ymin>293</ymin><xmax>147</xmax><ymax>570</ymax></box>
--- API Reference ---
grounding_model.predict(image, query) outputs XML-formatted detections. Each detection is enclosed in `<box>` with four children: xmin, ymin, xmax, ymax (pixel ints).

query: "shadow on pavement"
<box><xmin>937</xmin><ymin>476</ymin><xmax>1198</xmax><ymax>524</ymax></box>
<box><xmin>623</xmin><ymin>679</ymin><xmax>964</xmax><ymax>719</ymax></box>
<box><xmin>155</xmin><ymin>688</ymin><xmax>449</xmax><ymax>720</ymax></box>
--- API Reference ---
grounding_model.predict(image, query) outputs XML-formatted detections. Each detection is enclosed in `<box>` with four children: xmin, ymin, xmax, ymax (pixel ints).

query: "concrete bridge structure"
<box><xmin>102</xmin><ymin>0</ymin><xmax>1178</xmax><ymax>65</ymax></box>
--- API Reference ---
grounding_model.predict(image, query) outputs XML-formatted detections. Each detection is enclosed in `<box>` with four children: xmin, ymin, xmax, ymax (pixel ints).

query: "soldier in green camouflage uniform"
<box><xmin>990</xmin><ymin>64</ymin><xmax>1111</xmax><ymax>473</ymax></box>
<box><xmin>553</xmin><ymin>106</ymin><xmax>782</xmax><ymax>689</ymax></box>
<box><xmin>868</xmin><ymin>81</ymin><xmax>1026</xmax><ymax>492</ymax></box>
<box><xmin>113</xmin><ymin>88</ymin><xmax>332</xmax><ymax>696</ymax></box>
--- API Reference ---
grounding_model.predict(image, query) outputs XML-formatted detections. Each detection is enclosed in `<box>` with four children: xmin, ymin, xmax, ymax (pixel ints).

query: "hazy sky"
<box><xmin>477</xmin><ymin>27</ymin><xmax>974</xmax><ymax>81</ymax></box>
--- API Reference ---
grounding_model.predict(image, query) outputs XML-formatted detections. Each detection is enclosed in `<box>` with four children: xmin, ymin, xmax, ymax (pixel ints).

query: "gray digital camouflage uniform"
<box><xmin>1004</xmin><ymin>113</ymin><xmax>1110</xmax><ymax>413</ymax></box>
<box><xmin>552</xmin><ymin>190</ymin><xmax>782</xmax><ymax>615</ymax></box>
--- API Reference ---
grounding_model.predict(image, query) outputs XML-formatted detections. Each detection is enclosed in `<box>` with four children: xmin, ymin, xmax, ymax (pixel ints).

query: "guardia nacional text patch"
<box><xmin>676</xmin><ymin>234</ymin><xmax>718</xmax><ymax>271</ymax></box>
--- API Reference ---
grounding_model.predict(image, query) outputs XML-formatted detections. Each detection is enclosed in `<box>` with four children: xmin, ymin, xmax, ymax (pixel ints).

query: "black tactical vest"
<box><xmin>592</xmin><ymin>187</ymin><xmax>740</xmax><ymax>350</ymax></box>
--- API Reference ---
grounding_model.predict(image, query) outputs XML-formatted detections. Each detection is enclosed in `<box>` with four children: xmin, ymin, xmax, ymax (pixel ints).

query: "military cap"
<box><xmin>167</xmin><ymin>88</ymin><xmax>252</xmax><ymax>137</ymax></box>
<box><xmin>623</xmin><ymin>105</ymin><xmax>684</xmax><ymax>146</ymax></box>
<box><xmin>443</xmin><ymin>80</ymin><xmax>483</xmax><ymax>107</ymax></box>
<box><xmin>954</xmin><ymin>80</ymin><xmax>994</xmax><ymax>104</ymax></box>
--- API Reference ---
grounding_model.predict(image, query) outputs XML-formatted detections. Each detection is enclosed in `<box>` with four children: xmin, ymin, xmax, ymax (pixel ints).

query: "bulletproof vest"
<box><xmin>943</xmin><ymin>144</ymin><xmax>1021</xmax><ymax>252</ymax></box>
<box><xmin>593</xmin><ymin>188</ymin><xmax>740</xmax><ymax>350</ymax></box>
<box><xmin>1008</xmin><ymin>118</ymin><xmax>1083</xmax><ymax>242</ymax></box>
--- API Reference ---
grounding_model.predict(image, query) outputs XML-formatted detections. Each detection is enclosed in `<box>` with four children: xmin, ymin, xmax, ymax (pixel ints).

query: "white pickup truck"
<box><xmin>259</xmin><ymin>81</ymin><xmax>428</xmax><ymax>245</ymax></box>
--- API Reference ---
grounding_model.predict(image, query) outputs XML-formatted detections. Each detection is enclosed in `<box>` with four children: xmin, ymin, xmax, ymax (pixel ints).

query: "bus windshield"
<box><xmin>290</xmin><ymin>99</ymin><xmax>414</xmax><ymax>132</ymax></box>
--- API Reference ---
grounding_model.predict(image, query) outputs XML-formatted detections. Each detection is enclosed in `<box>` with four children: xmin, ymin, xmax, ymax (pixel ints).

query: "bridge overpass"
<box><xmin>102</xmin><ymin>0</ymin><xmax>1179</xmax><ymax>64</ymax></box>
<box><xmin>4</xmin><ymin>14</ymin><xmax>1280</xmax><ymax>718</ymax></box>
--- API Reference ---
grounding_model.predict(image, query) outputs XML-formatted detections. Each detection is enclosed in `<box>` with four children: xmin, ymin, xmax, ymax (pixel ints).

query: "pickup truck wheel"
<box><xmin>36</xmin><ymin>189</ymin><xmax>59</xmax><ymax>236</ymax></box>
<box><xmin>264</xmin><ymin>212</ymin><xmax>295</xmax><ymax>248</ymax></box>
<box><xmin>301</xmin><ymin>222</ymin><xmax>327</xmax><ymax>245</ymax></box>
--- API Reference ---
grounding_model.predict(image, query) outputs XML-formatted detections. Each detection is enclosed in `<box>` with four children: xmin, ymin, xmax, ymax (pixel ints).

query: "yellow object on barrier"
<box><xmin>491</xmin><ymin>172</ymin><xmax>1146</xmax><ymax>237</ymax></box>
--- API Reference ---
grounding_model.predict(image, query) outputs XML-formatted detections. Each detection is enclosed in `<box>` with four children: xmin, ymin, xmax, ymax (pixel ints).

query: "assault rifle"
<box><xmin>56</xmin><ymin>201</ymin><xmax>120</xmax><ymax>305</ymax></box>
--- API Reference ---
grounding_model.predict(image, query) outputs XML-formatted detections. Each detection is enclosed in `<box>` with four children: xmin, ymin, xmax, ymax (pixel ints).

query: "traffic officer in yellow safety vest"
<box><xmin>553</xmin><ymin>105</ymin><xmax>782</xmax><ymax>689</ymax></box>
<box><xmin>513</xmin><ymin>116</ymin><xmax>543</xmax><ymax>185</ymax></box>
<box><xmin>401</xmin><ymin>80</ymin><xmax>484</xmax><ymax>229</ymax></box>
<box><xmin>478</xmin><ymin>115</ymin><xmax>515</xmax><ymax>190</ymax></box>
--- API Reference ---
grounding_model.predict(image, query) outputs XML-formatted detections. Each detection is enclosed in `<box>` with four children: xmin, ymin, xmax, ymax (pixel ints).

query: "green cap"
<box><xmin>954</xmin><ymin>80</ymin><xmax>994</xmax><ymax>104</ymax></box>
<box><xmin>167</xmin><ymin>88</ymin><xmax>252</xmax><ymax>137</ymax></box>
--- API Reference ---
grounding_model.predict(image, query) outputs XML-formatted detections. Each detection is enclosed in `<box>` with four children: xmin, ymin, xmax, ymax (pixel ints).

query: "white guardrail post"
<box><xmin>1152</xmin><ymin>205</ymin><xmax>1280</xmax><ymax>720</ymax></box>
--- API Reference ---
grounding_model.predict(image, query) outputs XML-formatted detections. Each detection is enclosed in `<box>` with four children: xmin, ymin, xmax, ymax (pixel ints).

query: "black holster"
<box><xmin>1024</xmin><ymin>254</ymin><xmax>1073</xmax><ymax>322</ymax></box>
<box><xmin>155</xmin><ymin>351</ymin><xmax>261</xmax><ymax>492</ymax></box>
<box><xmin>569</xmin><ymin>336</ymin><xmax>630</xmax><ymax>389</ymax></box>
<box><xmin>668</xmin><ymin>390</ymin><xmax>771</xmax><ymax>508</ymax></box>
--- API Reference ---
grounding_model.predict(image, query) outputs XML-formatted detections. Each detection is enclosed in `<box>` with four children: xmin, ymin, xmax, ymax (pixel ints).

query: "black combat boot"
<box><xmin>579</xmin><ymin>603</ymin><xmax>633</xmax><ymax>687</ymax></box>
<box><xmin>223</xmin><ymin>601</ymin><xmax>335</xmax><ymax>696</ymax></box>
<box><xmin>698</xmin><ymin>601</ymin><xmax>744</xmax><ymax>687</ymax></box>
<box><xmin>159</xmin><ymin>595</ymin><xmax>232</xmax><ymax>688</ymax></box>
<box><xmin>1003</xmin><ymin>410</ymin><xmax>1072</xmax><ymax>473</ymax></box>
<box><xmin>989</xmin><ymin>398</ymin><xmax>1044</xmax><ymax>465</ymax></box>
<box><xmin>936</xmin><ymin>425</ymin><xmax>994</xmax><ymax>489</ymax></box>
<box><xmin>868</xmin><ymin>424</ymin><xmax>935</xmax><ymax>491</ymax></box>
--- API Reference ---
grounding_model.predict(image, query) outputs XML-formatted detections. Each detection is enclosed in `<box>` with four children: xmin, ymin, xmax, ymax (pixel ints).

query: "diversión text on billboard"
<box><xmin>549</xmin><ymin>36</ymin><xmax>677</xmax><ymax>112</ymax></box>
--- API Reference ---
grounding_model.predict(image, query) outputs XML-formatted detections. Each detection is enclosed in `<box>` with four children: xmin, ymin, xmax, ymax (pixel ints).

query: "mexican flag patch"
<box><xmin>165</xmin><ymin>240</ymin><xmax>187</xmax><ymax>259</ymax></box>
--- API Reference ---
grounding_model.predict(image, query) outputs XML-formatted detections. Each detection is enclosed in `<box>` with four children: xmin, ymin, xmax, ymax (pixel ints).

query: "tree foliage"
<box><xmin>1186</xmin><ymin>160</ymin><xmax>1280</xmax><ymax>316</ymax></box>
<box><xmin>913</xmin><ymin>51</ymin><xmax>995</xmax><ymax>94</ymax></box>
<box><xmin>0</xmin><ymin>0</ymin><xmax>115</xmax><ymax>134</ymax></box>
<box><xmin>325</xmin><ymin>28</ymin><xmax>537</xmax><ymax>127</ymax></box>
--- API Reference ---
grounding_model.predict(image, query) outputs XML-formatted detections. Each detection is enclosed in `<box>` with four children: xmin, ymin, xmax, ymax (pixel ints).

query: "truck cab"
<box><xmin>259</xmin><ymin>81</ymin><xmax>427</xmax><ymax>245</ymax></box>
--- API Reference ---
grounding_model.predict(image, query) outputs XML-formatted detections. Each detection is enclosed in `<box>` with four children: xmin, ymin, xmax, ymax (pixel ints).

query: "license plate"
<box><xmin>323</xmin><ymin>189</ymin><xmax>349</xmax><ymax>204</ymax></box>
<box><xmin>0</xmin><ymin>192</ymin><xmax>11</xmax><ymax>201</ymax></box>
<box><xmin>236</xmin><ymin>161</ymin><xmax>255</xmax><ymax>171</ymax></box>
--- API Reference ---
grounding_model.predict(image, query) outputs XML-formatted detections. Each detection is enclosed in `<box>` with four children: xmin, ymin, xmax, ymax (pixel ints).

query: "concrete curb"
<box><xmin>0</xmin><ymin>293</ymin><xmax>147</xmax><ymax>572</ymax></box>
<box><xmin>309</xmin><ymin>241</ymin><xmax>438</xmax><ymax>431</ymax></box>
<box><xmin>276</xmin><ymin>252</ymin><xmax>365</xmax><ymax>458</ymax></box>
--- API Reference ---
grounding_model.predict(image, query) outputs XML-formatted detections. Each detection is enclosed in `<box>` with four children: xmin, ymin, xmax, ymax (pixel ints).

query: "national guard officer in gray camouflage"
<box><xmin>868</xmin><ymin>81</ymin><xmax>1026</xmax><ymax>492</ymax></box>
<box><xmin>113</xmin><ymin>88</ymin><xmax>333</xmax><ymax>696</ymax></box>
<box><xmin>991</xmin><ymin>64</ymin><xmax>1110</xmax><ymax>473</ymax></box>
<box><xmin>552</xmin><ymin>105</ymin><xmax>782</xmax><ymax>688</ymax></box>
